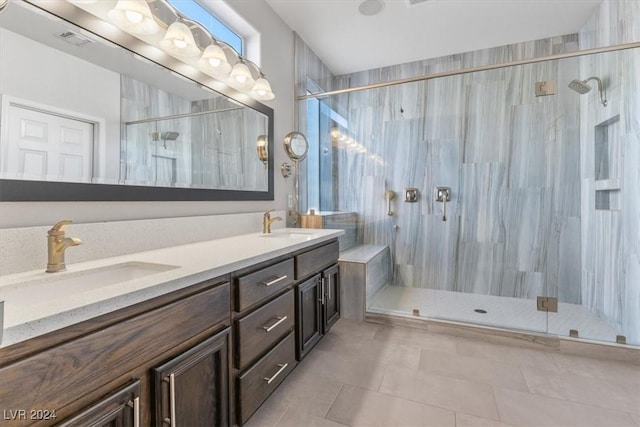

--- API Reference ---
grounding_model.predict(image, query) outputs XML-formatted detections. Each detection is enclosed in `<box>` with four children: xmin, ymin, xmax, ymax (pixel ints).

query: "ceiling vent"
<box><xmin>56</xmin><ymin>30</ymin><xmax>94</xmax><ymax>47</ymax></box>
<box><xmin>407</xmin><ymin>0</ymin><xmax>432</xmax><ymax>6</ymax></box>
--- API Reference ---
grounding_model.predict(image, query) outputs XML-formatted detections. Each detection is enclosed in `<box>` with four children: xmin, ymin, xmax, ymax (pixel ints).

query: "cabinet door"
<box><xmin>295</xmin><ymin>274</ymin><xmax>322</xmax><ymax>360</ymax></box>
<box><xmin>153</xmin><ymin>328</ymin><xmax>229</xmax><ymax>427</ymax></box>
<box><xmin>56</xmin><ymin>380</ymin><xmax>141</xmax><ymax>427</ymax></box>
<box><xmin>322</xmin><ymin>264</ymin><xmax>340</xmax><ymax>333</ymax></box>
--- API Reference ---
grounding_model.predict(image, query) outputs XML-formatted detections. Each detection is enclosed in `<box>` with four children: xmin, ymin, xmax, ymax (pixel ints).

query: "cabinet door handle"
<box><xmin>127</xmin><ymin>397</ymin><xmax>140</xmax><ymax>427</ymax></box>
<box><xmin>262</xmin><ymin>275</ymin><xmax>287</xmax><ymax>287</ymax></box>
<box><xmin>163</xmin><ymin>373</ymin><xmax>176</xmax><ymax>427</ymax></box>
<box><xmin>319</xmin><ymin>278</ymin><xmax>325</xmax><ymax>305</ymax></box>
<box><xmin>263</xmin><ymin>363</ymin><xmax>288</xmax><ymax>384</ymax></box>
<box><xmin>262</xmin><ymin>316</ymin><xmax>287</xmax><ymax>332</ymax></box>
<box><xmin>327</xmin><ymin>275</ymin><xmax>331</xmax><ymax>300</ymax></box>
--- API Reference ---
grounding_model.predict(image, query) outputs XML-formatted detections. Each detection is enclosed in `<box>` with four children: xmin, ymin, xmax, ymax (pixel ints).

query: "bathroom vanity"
<box><xmin>0</xmin><ymin>229</ymin><xmax>342</xmax><ymax>426</ymax></box>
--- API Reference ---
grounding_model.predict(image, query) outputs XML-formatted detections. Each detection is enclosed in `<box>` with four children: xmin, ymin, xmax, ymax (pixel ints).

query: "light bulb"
<box><xmin>160</xmin><ymin>21</ymin><xmax>200</xmax><ymax>57</ymax></box>
<box><xmin>228</xmin><ymin>61</ymin><xmax>254</xmax><ymax>91</ymax></box>
<box><xmin>125</xmin><ymin>10</ymin><xmax>143</xmax><ymax>23</ymax></box>
<box><xmin>108</xmin><ymin>0</ymin><xmax>159</xmax><ymax>35</ymax></box>
<box><xmin>250</xmin><ymin>76</ymin><xmax>275</xmax><ymax>100</ymax></box>
<box><xmin>173</xmin><ymin>38</ymin><xmax>187</xmax><ymax>49</ymax></box>
<box><xmin>200</xmin><ymin>43</ymin><xmax>231</xmax><ymax>78</ymax></box>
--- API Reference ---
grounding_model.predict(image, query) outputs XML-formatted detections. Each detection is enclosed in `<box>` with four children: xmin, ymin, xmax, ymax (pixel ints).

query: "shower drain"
<box><xmin>474</xmin><ymin>309</ymin><xmax>488</xmax><ymax>314</ymax></box>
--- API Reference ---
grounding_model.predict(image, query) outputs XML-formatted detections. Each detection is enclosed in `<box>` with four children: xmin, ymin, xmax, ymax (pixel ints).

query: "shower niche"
<box><xmin>594</xmin><ymin>115</ymin><xmax>621</xmax><ymax>211</ymax></box>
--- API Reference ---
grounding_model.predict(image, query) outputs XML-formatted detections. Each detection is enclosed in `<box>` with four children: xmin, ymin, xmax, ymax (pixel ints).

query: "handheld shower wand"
<box><xmin>385</xmin><ymin>190</ymin><xmax>396</xmax><ymax>216</ymax></box>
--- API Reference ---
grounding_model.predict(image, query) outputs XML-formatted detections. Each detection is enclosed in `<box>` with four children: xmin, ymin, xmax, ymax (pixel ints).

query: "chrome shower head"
<box><xmin>161</xmin><ymin>131</ymin><xmax>180</xmax><ymax>141</ymax></box>
<box><xmin>568</xmin><ymin>79</ymin><xmax>592</xmax><ymax>94</ymax></box>
<box><xmin>568</xmin><ymin>76</ymin><xmax>607</xmax><ymax>106</ymax></box>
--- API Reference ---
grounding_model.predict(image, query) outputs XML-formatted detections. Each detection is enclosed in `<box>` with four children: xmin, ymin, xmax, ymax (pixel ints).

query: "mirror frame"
<box><xmin>0</xmin><ymin>0</ymin><xmax>274</xmax><ymax>201</ymax></box>
<box><xmin>283</xmin><ymin>131</ymin><xmax>309</xmax><ymax>162</ymax></box>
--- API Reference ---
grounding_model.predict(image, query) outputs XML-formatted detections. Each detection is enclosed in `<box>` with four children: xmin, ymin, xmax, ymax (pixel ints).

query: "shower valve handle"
<box><xmin>442</xmin><ymin>197</ymin><xmax>447</xmax><ymax>222</ymax></box>
<box><xmin>435</xmin><ymin>187</ymin><xmax>451</xmax><ymax>222</ymax></box>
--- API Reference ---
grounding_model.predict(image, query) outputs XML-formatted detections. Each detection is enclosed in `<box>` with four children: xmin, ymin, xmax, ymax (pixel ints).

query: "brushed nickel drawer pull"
<box><xmin>162</xmin><ymin>373</ymin><xmax>176</xmax><ymax>427</ymax></box>
<box><xmin>127</xmin><ymin>397</ymin><xmax>140</xmax><ymax>427</ymax></box>
<box><xmin>262</xmin><ymin>316</ymin><xmax>288</xmax><ymax>332</ymax></box>
<box><xmin>263</xmin><ymin>363</ymin><xmax>288</xmax><ymax>384</ymax></box>
<box><xmin>262</xmin><ymin>275</ymin><xmax>288</xmax><ymax>287</ymax></box>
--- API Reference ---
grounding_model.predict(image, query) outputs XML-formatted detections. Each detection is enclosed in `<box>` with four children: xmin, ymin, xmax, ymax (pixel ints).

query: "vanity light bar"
<box><xmin>64</xmin><ymin>0</ymin><xmax>275</xmax><ymax>101</ymax></box>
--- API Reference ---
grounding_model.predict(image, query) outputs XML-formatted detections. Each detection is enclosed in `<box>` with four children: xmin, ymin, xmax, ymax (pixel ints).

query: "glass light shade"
<box><xmin>200</xmin><ymin>43</ymin><xmax>231</xmax><ymax>77</ymax></box>
<box><xmin>160</xmin><ymin>21</ymin><xmax>200</xmax><ymax>58</ymax></box>
<box><xmin>228</xmin><ymin>62</ymin><xmax>255</xmax><ymax>91</ymax></box>
<box><xmin>251</xmin><ymin>77</ymin><xmax>275</xmax><ymax>101</ymax></box>
<box><xmin>108</xmin><ymin>0</ymin><xmax>159</xmax><ymax>35</ymax></box>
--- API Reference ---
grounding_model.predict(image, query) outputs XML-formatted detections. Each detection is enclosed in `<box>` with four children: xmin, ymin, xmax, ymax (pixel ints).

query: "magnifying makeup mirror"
<box><xmin>283</xmin><ymin>131</ymin><xmax>309</xmax><ymax>225</ymax></box>
<box><xmin>283</xmin><ymin>131</ymin><xmax>309</xmax><ymax>161</ymax></box>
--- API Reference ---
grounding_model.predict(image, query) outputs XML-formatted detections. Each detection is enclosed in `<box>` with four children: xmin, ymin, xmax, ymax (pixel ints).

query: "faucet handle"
<box><xmin>49</xmin><ymin>219</ymin><xmax>73</xmax><ymax>235</ymax></box>
<box><xmin>264</xmin><ymin>209</ymin><xmax>275</xmax><ymax>217</ymax></box>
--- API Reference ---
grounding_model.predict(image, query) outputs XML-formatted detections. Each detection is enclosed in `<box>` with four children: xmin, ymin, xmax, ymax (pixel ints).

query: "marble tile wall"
<box><xmin>578</xmin><ymin>0</ymin><xmax>640</xmax><ymax>343</ymax></box>
<box><xmin>191</xmin><ymin>98</ymin><xmax>268</xmax><ymax>191</ymax></box>
<box><xmin>293</xmin><ymin>0</ymin><xmax>639</xmax><ymax>342</ymax></box>
<box><xmin>121</xmin><ymin>76</ymin><xmax>192</xmax><ymax>186</ymax></box>
<box><xmin>330</xmin><ymin>35</ymin><xmax>583</xmax><ymax>307</ymax></box>
<box><xmin>121</xmin><ymin>77</ymin><xmax>268</xmax><ymax>191</ymax></box>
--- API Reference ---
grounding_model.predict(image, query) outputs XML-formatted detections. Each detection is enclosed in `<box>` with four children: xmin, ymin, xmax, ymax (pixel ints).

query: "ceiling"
<box><xmin>265</xmin><ymin>0</ymin><xmax>602</xmax><ymax>76</ymax></box>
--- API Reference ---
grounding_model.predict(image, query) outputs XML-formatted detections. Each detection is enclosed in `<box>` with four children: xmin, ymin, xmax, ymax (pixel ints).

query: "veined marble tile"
<box><xmin>320</xmin><ymin>13</ymin><xmax>639</xmax><ymax>343</ymax></box>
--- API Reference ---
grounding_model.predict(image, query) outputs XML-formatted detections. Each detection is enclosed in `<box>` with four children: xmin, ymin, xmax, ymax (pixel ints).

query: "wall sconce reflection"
<box><xmin>257</xmin><ymin>135</ymin><xmax>268</xmax><ymax>168</ymax></box>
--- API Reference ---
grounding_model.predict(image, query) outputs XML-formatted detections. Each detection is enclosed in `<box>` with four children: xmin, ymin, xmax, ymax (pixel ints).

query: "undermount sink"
<box><xmin>0</xmin><ymin>261</ymin><xmax>179</xmax><ymax>305</ymax></box>
<box><xmin>260</xmin><ymin>230</ymin><xmax>318</xmax><ymax>239</ymax></box>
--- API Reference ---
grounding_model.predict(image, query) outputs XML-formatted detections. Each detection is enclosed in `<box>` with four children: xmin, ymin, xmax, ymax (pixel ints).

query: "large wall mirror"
<box><xmin>0</xmin><ymin>0</ymin><xmax>274</xmax><ymax>201</ymax></box>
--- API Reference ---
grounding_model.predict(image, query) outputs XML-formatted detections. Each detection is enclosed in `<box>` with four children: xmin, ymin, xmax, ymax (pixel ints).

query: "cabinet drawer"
<box><xmin>236</xmin><ymin>289</ymin><xmax>294</xmax><ymax>369</ymax></box>
<box><xmin>236</xmin><ymin>258</ymin><xmax>294</xmax><ymax>312</ymax></box>
<box><xmin>237</xmin><ymin>332</ymin><xmax>295</xmax><ymax>425</ymax></box>
<box><xmin>295</xmin><ymin>240</ymin><xmax>339</xmax><ymax>280</ymax></box>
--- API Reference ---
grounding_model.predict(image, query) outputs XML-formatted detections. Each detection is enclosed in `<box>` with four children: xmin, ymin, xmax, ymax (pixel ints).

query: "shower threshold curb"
<box><xmin>365</xmin><ymin>311</ymin><xmax>640</xmax><ymax>365</ymax></box>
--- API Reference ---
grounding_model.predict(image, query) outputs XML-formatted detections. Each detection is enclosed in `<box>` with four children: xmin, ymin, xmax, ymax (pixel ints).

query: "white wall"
<box><xmin>0</xmin><ymin>0</ymin><xmax>294</xmax><ymax>228</ymax></box>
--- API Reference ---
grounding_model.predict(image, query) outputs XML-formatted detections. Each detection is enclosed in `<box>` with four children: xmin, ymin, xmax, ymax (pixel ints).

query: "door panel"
<box><xmin>295</xmin><ymin>274</ymin><xmax>322</xmax><ymax>360</ymax></box>
<box><xmin>153</xmin><ymin>328</ymin><xmax>229</xmax><ymax>427</ymax></box>
<box><xmin>323</xmin><ymin>264</ymin><xmax>340</xmax><ymax>332</ymax></box>
<box><xmin>3</xmin><ymin>103</ymin><xmax>94</xmax><ymax>181</ymax></box>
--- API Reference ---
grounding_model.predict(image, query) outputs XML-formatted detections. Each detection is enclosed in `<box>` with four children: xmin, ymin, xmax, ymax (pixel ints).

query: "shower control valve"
<box><xmin>405</xmin><ymin>188</ymin><xmax>419</xmax><ymax>202</ymax></box>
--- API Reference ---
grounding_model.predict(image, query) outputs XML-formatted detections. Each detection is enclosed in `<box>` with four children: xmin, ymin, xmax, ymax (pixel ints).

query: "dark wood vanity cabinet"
<box><xmin>153</xmin><ymin>329</ymin><xmax>229</xmax><ymax>427</ymax></box>
<box><xmin>293</xmin><ymin>241</ymin><xmax>341</xmax><ymax>361</ymax></box>
<box><xmin>0</xmin><ymin>278</ymin><xmax>231</xmax><ymax>427</ymax></box>
<box><xmin>0</xmin><ymin>238</ymin><xmax>341</xmax><ymax>427</ymax></box>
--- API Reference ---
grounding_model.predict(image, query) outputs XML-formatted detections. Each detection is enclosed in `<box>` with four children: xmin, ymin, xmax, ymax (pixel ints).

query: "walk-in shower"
<box><xmin>298</xmin><ymin>43</ymin><xmax>639</xmax><ymax>347</ymax></box>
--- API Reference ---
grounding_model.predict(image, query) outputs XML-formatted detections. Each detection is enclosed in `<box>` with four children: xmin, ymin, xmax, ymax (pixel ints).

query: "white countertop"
<box><xmin>0</xmin><ymin>228</ymin><xmax>344</xmax><ymax>348</ymax></box>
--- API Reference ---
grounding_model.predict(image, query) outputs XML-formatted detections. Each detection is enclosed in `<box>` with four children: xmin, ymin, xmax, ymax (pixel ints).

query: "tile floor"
<box><xmin>246</xmin><ymin>319</ymin><xmax>640</xmax><ymax>427</ymax></box>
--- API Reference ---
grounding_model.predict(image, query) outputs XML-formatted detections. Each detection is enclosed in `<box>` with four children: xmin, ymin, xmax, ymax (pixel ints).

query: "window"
<box><xmin>167</xmin><ymin>0</ymin><xmax>243</xmax><ymax>54</ymax></box>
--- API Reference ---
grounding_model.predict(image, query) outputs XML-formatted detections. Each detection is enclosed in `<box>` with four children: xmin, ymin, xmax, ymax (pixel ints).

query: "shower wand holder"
<box><xmin>435</xmin><ymin>187</ymin><xmax>451</xmax><ymax>222</ymax></box>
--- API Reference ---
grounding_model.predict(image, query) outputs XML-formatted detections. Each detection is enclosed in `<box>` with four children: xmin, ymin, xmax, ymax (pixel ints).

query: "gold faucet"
<box><xmin>263</xmin><ymin>209</ymin><xmax>282</xmax><ymax>234</ymax></box>
<box><xmin>47</xmin><ymin>220</ymin><xmax>82</xmax><ymax>273</ymax></box>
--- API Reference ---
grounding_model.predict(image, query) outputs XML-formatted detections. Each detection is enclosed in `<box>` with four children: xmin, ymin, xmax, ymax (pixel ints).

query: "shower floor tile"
<box><xmin>368</xmin><ymin>285</ymin><xmax>622</xmax><ymax>343</ymax></box>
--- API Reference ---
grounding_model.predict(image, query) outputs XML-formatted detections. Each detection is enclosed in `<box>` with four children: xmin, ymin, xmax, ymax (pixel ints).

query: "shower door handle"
<box><xmin>435</xmin><ymin>187</ymin><xmax>451</xmax><ymax>222</ymax></box>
